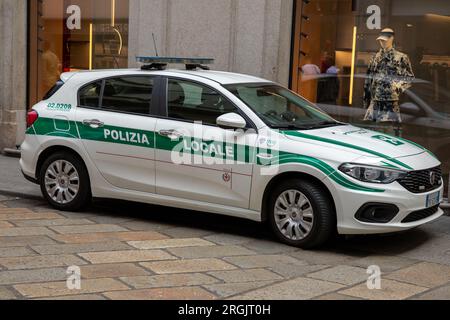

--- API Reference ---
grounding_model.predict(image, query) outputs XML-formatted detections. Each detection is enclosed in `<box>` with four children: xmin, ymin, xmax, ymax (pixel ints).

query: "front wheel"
<box><xmin>39</xmin><ymin>152</ymin><xmax>91</xmax><ymax>211</ymax></box>
<box><xmin>268</xmin><ymin>179</ymin><xmax>336</xmax><ymax>249</ymax></box>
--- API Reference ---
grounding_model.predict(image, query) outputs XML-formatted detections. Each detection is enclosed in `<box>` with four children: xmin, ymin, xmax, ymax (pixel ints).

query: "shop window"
<box><xmin>29</xmin><ymin>0</ymin><xmax>129</xmax><ymax>106</ymax></box>
<box><xmin>292</xmin><ymin>0</ymin><xmax>450</xmax><ymax>193</ymax></box>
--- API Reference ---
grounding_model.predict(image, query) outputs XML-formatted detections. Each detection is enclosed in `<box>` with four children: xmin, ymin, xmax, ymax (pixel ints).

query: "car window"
<box><xmin>167</xmin><ymin>79</ymin><xmax>238</xmax><ymax>126</ymax></box>
<box><xmin>101</xmin><ymin>76</ymin><xmax>153</xmax><ymax>115</ymax></box>
<box><xmin>79</xmin><ymin>81</ymin><xmax>102</xmax><ymax>108</ymax></box>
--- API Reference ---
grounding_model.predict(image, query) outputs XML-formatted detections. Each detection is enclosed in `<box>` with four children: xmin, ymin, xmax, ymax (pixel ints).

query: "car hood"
<box><xmin>283</xmin><ymin>125</ymin><xmax>427</xmax><ymax>169</ymax></box>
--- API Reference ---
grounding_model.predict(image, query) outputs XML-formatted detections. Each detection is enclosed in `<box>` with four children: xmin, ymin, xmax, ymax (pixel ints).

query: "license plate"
<box><xmin>426</xmin><ymin>191</ymin><xmax>441</xmax><ymax>208</ymax></box>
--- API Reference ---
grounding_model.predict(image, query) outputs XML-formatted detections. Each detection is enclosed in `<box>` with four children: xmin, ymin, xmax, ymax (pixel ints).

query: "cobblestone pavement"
<box><xmin>0</xmin><ymin>193</ymin><xmax>449</xmax><ymax>300</ymax></box>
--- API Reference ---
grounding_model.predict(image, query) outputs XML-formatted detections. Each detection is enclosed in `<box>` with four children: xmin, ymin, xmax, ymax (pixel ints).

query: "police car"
<box><xmin>20</xmin><ymin>57</ymin><xmax>445</xmax><ymax>248</ymax></box>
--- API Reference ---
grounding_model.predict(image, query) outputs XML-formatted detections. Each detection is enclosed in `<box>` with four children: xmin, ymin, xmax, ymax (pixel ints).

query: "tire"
<box><xmin>39</xmin><ymin>152</ymin><xmax>91</xmax><ymax>211</ymax></box>
<box><xmin>267</xmin><ymin>179</ymin><xmax>336</xmax><ymax>249</ymax></box>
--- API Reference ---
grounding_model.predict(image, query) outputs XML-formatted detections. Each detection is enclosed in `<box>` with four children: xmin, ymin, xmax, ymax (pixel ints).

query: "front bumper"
<box><xmin>332</xmin><ymin>180</ymin><xmax>445</xmax><ymax>235</ymax></box>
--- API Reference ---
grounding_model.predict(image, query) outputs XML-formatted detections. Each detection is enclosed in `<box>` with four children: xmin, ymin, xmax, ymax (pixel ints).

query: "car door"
<box><xmin>75</xmin><ymin>75</ymin><xmax>160</xmax><ymax>194</ymax></box>
<box><xmin>155</xmin><ymin>77</ymin><xmax>258</xmax><ymax>209</ymax></box>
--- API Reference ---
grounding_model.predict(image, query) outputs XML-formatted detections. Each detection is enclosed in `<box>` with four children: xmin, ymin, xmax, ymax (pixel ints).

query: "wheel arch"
<box><xmin>260</xmin><ymin>171</ymin><xmax>337</xmax><ymax>223</ymax></box>
<box><xmin>35</xmin><ymin>145</ymin><xmax>90</xmax><ymax>184</ymax></box>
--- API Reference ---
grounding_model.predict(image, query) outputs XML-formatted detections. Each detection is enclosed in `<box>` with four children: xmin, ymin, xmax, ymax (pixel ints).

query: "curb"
<box><xmin>0</xmin><ymin>190</ymin><xmax>43</xmax><ymax>201</ymax></box>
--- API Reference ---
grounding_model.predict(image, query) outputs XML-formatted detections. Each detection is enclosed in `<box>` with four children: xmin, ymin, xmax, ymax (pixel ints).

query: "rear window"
<box><xmin>79</xmin><ymin>81</ymin><xmax>102</xmax><ymax>108</ymax></box>
<box><xmin>43</xmin><ymin>80</ymin><xmax>65</xmax><ymax>100</ymax></box>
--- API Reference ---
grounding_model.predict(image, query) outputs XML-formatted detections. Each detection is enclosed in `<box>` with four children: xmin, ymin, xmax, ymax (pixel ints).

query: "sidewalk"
<box><xmin>0</xmin><ymin>155</ymin><xmax>41</xmax><ymax>199</ymax></box>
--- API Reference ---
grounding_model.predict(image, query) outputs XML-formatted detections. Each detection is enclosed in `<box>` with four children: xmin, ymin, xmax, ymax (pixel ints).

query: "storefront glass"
<box><xmin>28</xmin><ymin>0</ymin><xmax>129</xmax><ymax>105</ymax></box>
<box><xmin>292</xmin><ymin>0</ymin><xmax>450</xmax><ymax>193</ymax></box>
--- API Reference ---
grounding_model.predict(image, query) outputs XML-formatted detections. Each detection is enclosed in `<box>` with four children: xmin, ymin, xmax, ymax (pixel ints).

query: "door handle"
<box><xmin>159</xmin><ymin>129</ymin><xmax>184</xmax><ymax>140</ymax></box>
<box><xmin>83</xmin><ymin>119</ymin><xmax>104</xmax><ymax>129</ymax></box>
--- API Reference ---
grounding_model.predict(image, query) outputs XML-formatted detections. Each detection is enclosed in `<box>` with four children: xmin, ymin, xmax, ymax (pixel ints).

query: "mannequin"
<box><xmin>363</xmin><ymin>28</ymin><xmax>415</xmax><ymax>137</ymax></box>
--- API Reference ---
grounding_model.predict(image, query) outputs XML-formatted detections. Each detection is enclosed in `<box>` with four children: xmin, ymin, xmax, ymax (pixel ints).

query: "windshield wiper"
<box><xmin>271</xmin><ymin>125</ymin><xmax>311</xmax><ymax>130</ymax></box>
<box><xmin>307</xmin><ymin>121</ymin><xmax>346</xmax><ymax>129</ymax></box>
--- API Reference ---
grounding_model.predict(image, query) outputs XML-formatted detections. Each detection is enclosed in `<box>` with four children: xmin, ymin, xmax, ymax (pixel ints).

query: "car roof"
<box><xmin>65</xmin><ymin>68</ymin><xmax>271</xmax><ymax>85</ymax></box>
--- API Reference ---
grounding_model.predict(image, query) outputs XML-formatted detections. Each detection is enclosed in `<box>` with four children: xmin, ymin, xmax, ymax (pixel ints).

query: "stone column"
<box><xmin>0</xmin><ymin>0</ymin><xmax>28</xmax><ymax>151</ymax></box>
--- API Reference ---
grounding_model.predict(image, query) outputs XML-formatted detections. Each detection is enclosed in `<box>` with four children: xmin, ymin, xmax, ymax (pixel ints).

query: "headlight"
<box><xmin>339</xmin><ymin>163</ymin><xmax>407</xmax><ymax>184</ymax></box>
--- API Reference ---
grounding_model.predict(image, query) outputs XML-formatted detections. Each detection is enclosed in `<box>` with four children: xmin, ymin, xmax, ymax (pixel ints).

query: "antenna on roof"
<box><xmin>152</xmin><ymin>33</ymin><xmax>159</xmax><ymax>57</ymax></box>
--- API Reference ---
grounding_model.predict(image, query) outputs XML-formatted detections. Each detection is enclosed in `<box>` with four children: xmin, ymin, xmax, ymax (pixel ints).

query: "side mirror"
<box><xmin>217</xmin><ymin>113</ymin><xmax>247</xmax><ymax>130</ymax></box>
<box><xmin>400</xmin><ymin>102</ymin><xmax>422</xmax><ymax>116</ymax></box>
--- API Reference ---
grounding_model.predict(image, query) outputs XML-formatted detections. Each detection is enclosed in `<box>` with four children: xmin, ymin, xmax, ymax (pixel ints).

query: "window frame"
<box><xmin>77</xmin><ymin>75</ymin><xmax>165</xmax><ymax>118</ymax></box>
<box><xmin>159</xmin><ymin>76</ymin><xmax>257</xmax><ymax>131</ymax></box>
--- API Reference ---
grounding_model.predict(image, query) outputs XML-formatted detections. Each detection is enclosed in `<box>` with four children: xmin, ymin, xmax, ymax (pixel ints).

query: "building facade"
<box><xmin>1</xmin><ymin>0</ymin><xmax>449</xmax><ymax>192</ymax></box>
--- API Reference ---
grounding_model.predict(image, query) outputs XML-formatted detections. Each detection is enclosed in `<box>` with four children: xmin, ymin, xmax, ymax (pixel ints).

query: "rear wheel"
<box><xmin>39</xmin><ymin>152</ymin><xmax>91</xmax><ymax>211</ymax></box>
<box><xmin>268</xmin><ymin>179</ymin><xmax>336</xmax><ymax>249</ymax></box>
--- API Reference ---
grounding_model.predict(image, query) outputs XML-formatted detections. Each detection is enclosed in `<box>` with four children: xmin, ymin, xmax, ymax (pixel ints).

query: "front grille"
<box><xmin>402</xmin><ymin>205</ymin><xmax>440</xmax><ymax>223</ymax></box>
<box><xmin>398</xmin><ymin>166</ymin><xmax>442</xmax><ymax>194</ymax></box>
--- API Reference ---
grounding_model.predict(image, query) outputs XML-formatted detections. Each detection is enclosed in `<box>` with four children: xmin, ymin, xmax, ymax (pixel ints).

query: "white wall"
<box><xmin>128</xmin><ymin>0</ymin><xmax>293</xmax><ymax>86</ymax></box>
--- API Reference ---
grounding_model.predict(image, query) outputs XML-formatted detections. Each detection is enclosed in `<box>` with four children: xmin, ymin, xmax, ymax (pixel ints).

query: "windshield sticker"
<box><xmin>371</xmin><ymin>135</ymin><xmax>405</xmax><ymax>146</ymax></box>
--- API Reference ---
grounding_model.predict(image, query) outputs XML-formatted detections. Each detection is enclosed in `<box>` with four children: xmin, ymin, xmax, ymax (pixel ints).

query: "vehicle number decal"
<box><xmin>47</xmin><ymin>103</ymin><xmax>72</xmax><ymax>112</ymax></box>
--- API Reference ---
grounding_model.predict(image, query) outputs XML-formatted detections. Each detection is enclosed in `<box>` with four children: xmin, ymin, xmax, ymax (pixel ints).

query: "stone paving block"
<box><xmin>104</xmin><ymin>287</ymin><xmax>216</xmax><ymax>300</ymax></box>
<box><xmin>0</xmin><ymin>254</ymin><xmax>88</xmax><ymax>270</ymax></box>
<box><xmin>31</xmin><ymin>241</ymin><xmax>132</xmax><ymax>255</ymax></box>
<box><xmin>121</xmin><ymin>273</ymin><xmax>219</xmax><ymax>289</ymax></box>
<box><xmin>120</xmin><ymin>220</ymin><xmax>176</xmax><ymax>232</ymax></box>
<box><xmin>84</xmin><ymin>216</ymin><xmax>135</xmax><ymax>225</ymax></box>
<box><xmin>413</xmin><ymin>285</ymin><xmax>450</xmax><ymax>300</ymax></box>
<box><xmin>51</xmin><ymin>231</ymin><xmax>168</xmax><ymax>244</ymax></box>
<box><xmin>232</xmin><ymin>277</ymin><xmax>345</xmax><ymax>300</ymax></box>
<box><xmin>0</xmin><ymin>268</ymin><xmax>67</xmax><ymax>285</ymax></box>
<box><xmin>36</xmin><ymin>294</ymin><xmax>107</xmax><ymax>300</ymax></box>
<box><xmin>267</xmin><ymin>264</ymin><xmax>330</xmax><ymax>279</ymax></box>
<box><xmin>307</xmin><ymin>266</ymin><xmax>369</xmax><ymax>286</ymax></box>
<box><xmin>0</xmin><ymin>222</ymin><xmax>13</xmax><ymax>228</ymax></box>
<box><xmin>142</xmin><ymin>258</ymin><xmax>237</xmax><ymax>274</ymax></box>
<box><xmin>386</xmin><ymin>262</ymin><xmax>450</xmax><ymax>288</ymax></box>
<box><xmin>242</xmin><ymin>239</ymin><xmax>300</xmax><ymax>254</ymax></box>
<box><xmin>80</xmin><ymin>263</ymin><xmax>151</xmax><ymax>279</ymax></box>
<box><xmin>162</xmin><ymin>227</ymin><xmax>215</xmax><ymax>239</ymax></box>
<box><xmin>204</xmin><ymin>281</ymin><xmax>276</xmax><ymax>299</ymax></box>
<box><xmin>14</xmin><ymin>278</ymin><xmax>130</xmax><ymax>299</ymax></box>
<box><xmin>204</xmin><ymin>233</ymin><xmax>253</xmax><ymax>246</ymax></box>
<box><xmin>349</xmin><ymin>255</ymin><xmax>419</xmax><ymax>273</ymax></box>
<box><xmin>0</xmin><ymin>235</ymin><xmax>57</xmax><ymax>248</ymax></box>
<box><xmin>50</xmin><ymin>224</ymin><xmax>128</xmax><ymax>235</ymax></box>
<box><xmin>290</xmin><ymin>250</ymin><xmax>366</xmax><ymax>266</ymax></box>
<box><xmin>339</xmin><ymin>279</ymin><xmax>428</xmax><ymax>300</ymax></box>
<box><xmin>0</xmin><ymin>247</ymin><xmax>36</xmax><ymax>258</ymax></box>
<box><xmin>224</xmin><ymin>255</ymin><xmax>308</xmax><ymax>269</ymax></box>
<box><xmin>128</xmin><ymin>238</ymin><xmax>215</xmax><ymax>250</ymax></box>
<box><xmin>79</xmin><ymin>250</ymin><xmax>176</xmax><ymax>264</ymax></box>
<box><xmin>0</xmin><ymin>227</ymin><xmax>55</xmax><ymax>237</ymax></box>
<box><xmin>0</xmin><ymin>211</ymin><xmax>63</xmax><ymax>221</ymax></box>
<box><xmin>0</xmin><ymin>286</ymin><xmax>17</xmax><ymax>300</ymax></box>
<box><xmin>14</xmin><ymin>219</ymin><xmax>95</xmax><ymax>228</ymax></box>
<box><xmin>168</xmin><ymin>245</ymin><xmax>255</xmax><ymax>259</ymax></box>
<box><xmin>208</xmin><ymin>269</ymin><xmax>283</xmax><ymax>283</ymax></box>
<box><xmin>315</xmin><ymin>293</ymin><xmax>363</xmax><ymax>300</ymax></box>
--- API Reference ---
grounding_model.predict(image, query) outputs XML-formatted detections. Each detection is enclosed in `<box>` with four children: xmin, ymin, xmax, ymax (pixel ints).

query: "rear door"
<box><xmin>154</xmin><ymin>77</ymin><xmax>258</xmax><ymax>209</ymax></box>
<box><xmin>75</xmin><ymin>75</ymin><xmax>161</xmax><ymax>193</ymax></box>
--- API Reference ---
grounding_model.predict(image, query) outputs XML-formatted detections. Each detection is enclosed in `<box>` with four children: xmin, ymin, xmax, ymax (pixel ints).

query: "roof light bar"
<box><xmin>136</xmin><ymin>56</ymin><xmax>215</xmax><ymax>71</ymax></box>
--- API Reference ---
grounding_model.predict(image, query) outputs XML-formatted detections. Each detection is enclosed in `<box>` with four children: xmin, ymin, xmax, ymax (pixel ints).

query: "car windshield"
<box><xmin>225</xmin><ymin>83</ymin><xmax>343</xmax><ymax>130</ymax></box>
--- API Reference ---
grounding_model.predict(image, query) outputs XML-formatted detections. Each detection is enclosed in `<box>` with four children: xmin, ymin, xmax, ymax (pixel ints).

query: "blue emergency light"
<box><xmin>136</xmin><ymin>56</ymin><xmax>215</xmax><ymax>71</ymax></box>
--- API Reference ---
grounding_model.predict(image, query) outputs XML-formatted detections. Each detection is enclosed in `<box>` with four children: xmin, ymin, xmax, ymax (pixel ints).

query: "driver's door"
<box><xmin>155</xmin><ymin>78</ymin><xmax>258</xmax><ymax>209</ymax></box>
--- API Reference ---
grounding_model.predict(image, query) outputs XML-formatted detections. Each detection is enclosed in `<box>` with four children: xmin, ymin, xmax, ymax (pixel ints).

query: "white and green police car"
<box><xmin>20</xmin><ymin>57</ymin><xmax>445</xmax><ymax>248</ymax></box>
